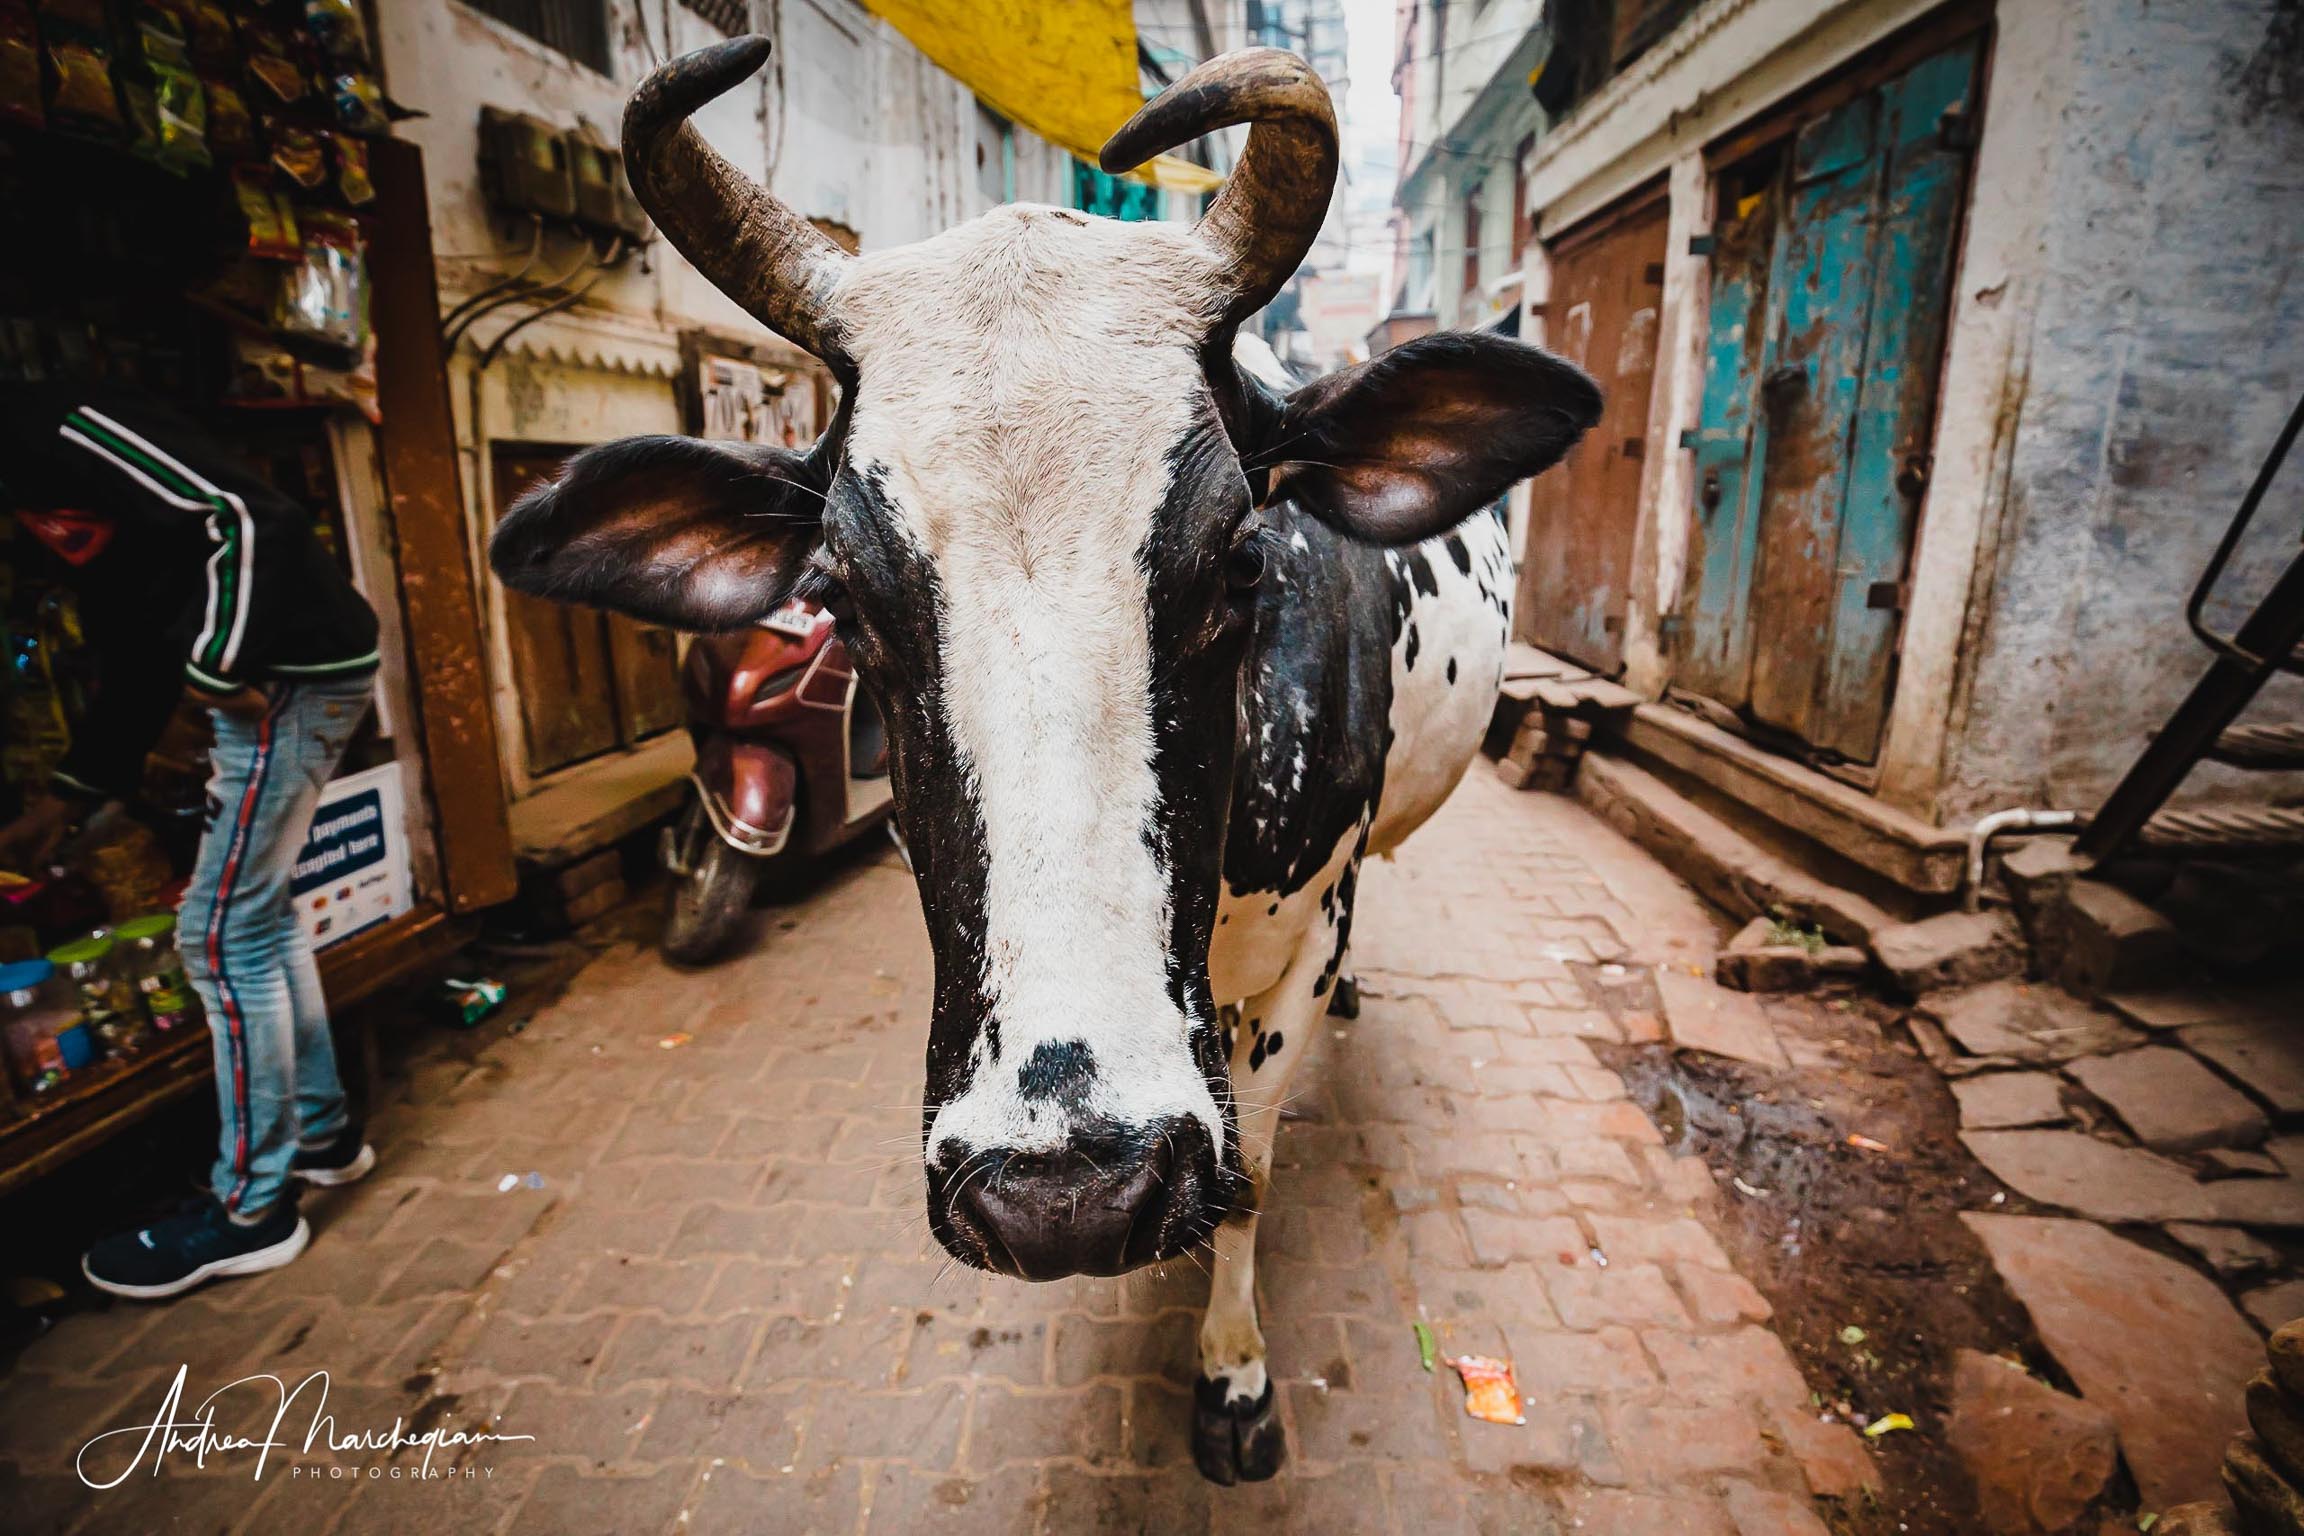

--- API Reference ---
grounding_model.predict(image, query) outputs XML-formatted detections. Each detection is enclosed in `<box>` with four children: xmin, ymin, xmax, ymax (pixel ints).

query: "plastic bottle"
<box><xmin>1</xmin><ymin>958</ymin><xmax>89</xmax><ymax>1094</ymax></box>
<box><xmin>47</xmin><ymin>932</ymin><xmax>149</xmax><ymax>1057</ymax></box>
<box><xmin>116</xmin><ymin>913</ymin><xmax>198</xmax><ymax>1035</ymax></box>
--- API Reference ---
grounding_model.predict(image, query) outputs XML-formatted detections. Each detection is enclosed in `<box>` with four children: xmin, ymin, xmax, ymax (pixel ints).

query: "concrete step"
<box><xmin>1575</xmin><ymin>751</ymin><xmax>1898</xmax><ymax>947</ymax></box>
<box><xmin>1612</xmin><ymin>705</ymin><xmax>1968</xmax><ymax>896</ymax></box>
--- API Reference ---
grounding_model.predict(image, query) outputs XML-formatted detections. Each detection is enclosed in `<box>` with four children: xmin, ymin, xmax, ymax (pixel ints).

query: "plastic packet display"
<box><xmin>274</xmin><ymin>211</ymin><xmax>366</xmax><ymax>354</ymax></box>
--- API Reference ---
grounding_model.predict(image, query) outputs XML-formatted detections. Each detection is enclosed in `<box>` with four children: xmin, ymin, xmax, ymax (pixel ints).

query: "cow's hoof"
<box><xmin>1326</xmin><ymin>973</ymin><xmax>1361</xmax><ymax>1020</ymax></box>
<box><xmin>1192</xmin><ymin>1375</ymin><xmax>1284</xmax><ymax>1485</ymax></box>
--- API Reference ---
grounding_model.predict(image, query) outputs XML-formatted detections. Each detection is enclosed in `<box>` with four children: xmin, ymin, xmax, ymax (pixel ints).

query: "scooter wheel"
<box><xmin>661</xmin><ymin>837</ymin><xmax>762</xmax><ymax>965</ymax></box>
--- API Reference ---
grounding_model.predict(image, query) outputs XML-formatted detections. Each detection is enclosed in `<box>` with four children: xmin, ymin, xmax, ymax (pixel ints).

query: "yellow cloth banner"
<box><xmin>858</xmin><ymin>0</ymin><xmax>1224</xmax><ymax>194</ymax></box>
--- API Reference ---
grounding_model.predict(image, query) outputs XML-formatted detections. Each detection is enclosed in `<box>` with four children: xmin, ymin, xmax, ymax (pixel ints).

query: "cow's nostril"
<box><xmin>934</xmin><ymin>1120</ymin><xmax>1218</xmax><ymax>1280</ymax></box>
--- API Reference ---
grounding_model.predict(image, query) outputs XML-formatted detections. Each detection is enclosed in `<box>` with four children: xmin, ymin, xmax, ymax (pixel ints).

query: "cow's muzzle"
<box><xmin>926</xmin><ymin>1117</ymin><xmax>1225</xmax><ymax>1280</ymax></box>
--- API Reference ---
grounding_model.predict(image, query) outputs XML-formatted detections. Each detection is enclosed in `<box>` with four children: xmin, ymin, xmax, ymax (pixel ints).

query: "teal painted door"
<box><xmin>1674</xmin><ymin>36</ymin><xmax>1982</xmax><ymax>763</ymax></box>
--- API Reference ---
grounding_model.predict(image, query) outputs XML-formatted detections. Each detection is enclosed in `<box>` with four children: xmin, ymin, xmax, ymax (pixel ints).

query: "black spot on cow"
<box><xmin>1016</xmin><ymin>1039</ymin><xmax>1095</xmax><ymax>1106</ymax></box>
<box><xmin>1446</xmin><ymin>657</ymin><xmax>1458</xmax><ymax>685</ymax></box>
<box><xmin>1404</xmin><ymin>623</ymin><xmax>1420</xmax><ymax>671</ymax></box>
<box><xmin>1444</xmin><ymin>533</ymin><xmax>1471</xmax><ymax>575</ymax></box>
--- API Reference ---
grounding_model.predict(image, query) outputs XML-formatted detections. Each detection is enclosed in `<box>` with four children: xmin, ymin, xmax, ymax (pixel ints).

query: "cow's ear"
<box><xmin>489</xmin><ymin>435</ymin><xmax>825</xmax><ymax>632</ymax></box>
<box><xmin>1253</xmin><ymin>332</ymin><xmax>1601</xmax><ymax>545</ymax></box>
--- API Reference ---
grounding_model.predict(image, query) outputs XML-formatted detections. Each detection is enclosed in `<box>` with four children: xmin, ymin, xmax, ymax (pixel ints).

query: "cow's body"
<box><xmin>489</xmin><ymin>36</ymin><xmax>1598</xmax><ymax>1488</ymax></box>
<box><xmin>1191</xmin><ymin>487</ymin><xmax>1511</xmax><ymax>1460</ymax></box>
<box><xmin>1214</xmin><ymin>498</ymin><xmax>1512</xmax><ymax>1006</ymax></box>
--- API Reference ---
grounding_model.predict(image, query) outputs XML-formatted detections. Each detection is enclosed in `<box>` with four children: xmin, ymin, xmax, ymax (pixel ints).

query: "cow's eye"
<box><xmin>1226</xmin><ymin>533</ymin><xmax>1268</xmax><ymax>595</ymax></box>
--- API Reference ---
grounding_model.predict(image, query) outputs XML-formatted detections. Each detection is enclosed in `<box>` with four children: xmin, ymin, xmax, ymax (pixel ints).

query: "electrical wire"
<box><xmin>438</xmin><ymin>216</ymin><xmax>547</xmax><ymax>335</ymax></box>
<box><xmin>476</xmin><ymin>265</ymin><xmax>617</xmax><ymax>371</ymax></box>
<box><xmin>443</xmin><ymin>235</ymin><xmax>616</xmax><ymax>351</ymax></box>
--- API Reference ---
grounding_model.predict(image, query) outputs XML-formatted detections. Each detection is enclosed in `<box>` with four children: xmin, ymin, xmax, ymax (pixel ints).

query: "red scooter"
<box><xmin>658</xmin><ymin>599</ymin><xmax>896</xmax><ymax>963</ymax></box>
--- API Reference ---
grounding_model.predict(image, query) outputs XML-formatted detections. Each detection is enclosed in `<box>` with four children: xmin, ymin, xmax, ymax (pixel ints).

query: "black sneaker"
<box><xmin>291</xmin><ymin>1124</ymin><xmax>376</xmax><ymax>1187</ymax></box>
<box><xmin>82</xmin><ymin>1196</ymin><xmax>309</xmax><ymax>1300</ymax></box>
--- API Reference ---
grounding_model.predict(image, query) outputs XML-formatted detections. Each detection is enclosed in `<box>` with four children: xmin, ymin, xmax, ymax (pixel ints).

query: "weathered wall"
<box><xmin>1937</xmin><ymin>0</ymin><xmax>2304</xmax><ymax>825</ymax></box>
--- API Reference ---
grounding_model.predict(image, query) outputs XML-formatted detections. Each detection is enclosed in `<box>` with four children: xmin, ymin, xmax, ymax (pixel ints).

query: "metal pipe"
<box><xmin>1964</xmin><ymin>808</ymin><xmax>2081</xmax><ymax>912</ymax></box>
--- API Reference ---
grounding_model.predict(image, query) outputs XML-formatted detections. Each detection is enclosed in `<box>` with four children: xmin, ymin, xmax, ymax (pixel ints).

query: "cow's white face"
<box><xmin>827</xmin><ymin>211</ymin><xmax>1248</xmax><ymax>1275</ymax></box>
<box><xmin>488</xmin><ymin>40</ymin><xmax>1600</xmax><ymax>1283</ymax></box>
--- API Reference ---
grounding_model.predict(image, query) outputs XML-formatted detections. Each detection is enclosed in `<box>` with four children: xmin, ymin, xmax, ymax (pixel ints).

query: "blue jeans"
<box><xmin>179</xmin><ymin>676</ymin><xmax>372</xmax><ymax>1218</ymax></box>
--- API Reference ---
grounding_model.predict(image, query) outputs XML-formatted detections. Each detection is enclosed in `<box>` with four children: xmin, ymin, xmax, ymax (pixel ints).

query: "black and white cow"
<box><xmin>490</xmin><ymin>38</ymin><xmax>1598</xmax><ymax>1484</ymax></box>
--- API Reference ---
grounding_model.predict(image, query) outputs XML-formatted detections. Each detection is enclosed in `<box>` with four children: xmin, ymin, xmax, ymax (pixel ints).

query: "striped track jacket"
<box><xmin>3</xmin><ymin>384</ymin><xmax>379</xmax><ymax>801</ymax></box>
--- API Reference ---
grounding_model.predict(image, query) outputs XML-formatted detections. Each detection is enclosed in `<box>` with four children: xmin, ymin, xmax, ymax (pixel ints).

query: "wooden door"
<box><xmin>491</xmin><ymin>449</ymin><xmax>681</xmax><ymax>775</ymax></box>
<box><xmin>1673</xmin><ymin>36</ymin><xmax>1981</xmax><ymax>762</ymax></box>
<box><xmin>1516</xmin><ymin>190</ymin><xmax>1669</xmax><ymax>672</ymax></box>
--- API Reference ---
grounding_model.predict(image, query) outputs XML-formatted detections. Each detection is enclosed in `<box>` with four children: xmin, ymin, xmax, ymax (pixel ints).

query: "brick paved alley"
<box><xmin>2</xmin><ymin>775</ymin><xmax>1878</xmax><ymax>1536</ymax></box>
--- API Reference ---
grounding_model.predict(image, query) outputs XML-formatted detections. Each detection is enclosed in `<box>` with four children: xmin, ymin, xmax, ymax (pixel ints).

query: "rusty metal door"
<box><xmin>1516</xmin><ymin>191</ymin><xmax>1668</xmax><ymax>672</ymax></box>
<box><xmin>1673</xmin><ymin>37</ymin><xmax>1981</xmax><ymax>762</ymax></box>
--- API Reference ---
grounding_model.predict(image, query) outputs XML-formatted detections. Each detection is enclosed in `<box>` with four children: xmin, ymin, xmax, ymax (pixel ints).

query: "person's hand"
<box><xmin>203</xmin><ymin>684</ymin><xmax>271</xmax><ymax>722</ymax></box>
<box><xmin>0</xmin><ymin>794</ymin><xmax>72</xmax><ymax>869</ymax></box>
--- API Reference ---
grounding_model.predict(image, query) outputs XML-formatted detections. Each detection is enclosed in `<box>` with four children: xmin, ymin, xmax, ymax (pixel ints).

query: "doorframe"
<box><xmin>1675</xmin><ymin>12</ymin><xmax>1998</xmax><ymax>786</ymax></box>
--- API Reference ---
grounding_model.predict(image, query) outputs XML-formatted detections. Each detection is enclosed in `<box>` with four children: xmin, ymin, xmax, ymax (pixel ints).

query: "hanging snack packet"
<box><xmin>269</xmin><ymin>121</ymin><xmax>326</xmax><ymax>188</ymax></box>
<box><xmin>181</xmin><ymin>0</ymin><xmax>236</xmax><ymax>71</ymax></box>
<box><xmin>134</xmin><ymin>10</ymin><xmax>209</xmax><ymax>173</ymax></box>
<box><xmin>275</xmin><ymin>210</ymin><xmax>367</xmax><ymax>354</ymax></box>
<box><xmin>329</xmin><ymin>131</ymin><xmax>373</xmax><ymax>206</ymax></box>
<box><xmin>302</xmin><ymin>0</ymin><xmax>368</xmax><ymax>66</ymax></box>
<box><xmin>239</xmin><ymin>24</ymin><xmax>306</xmax><ymax>107</ymax></box>
<box><xmin>43</xmin><ymin>26</ymin><xmax>124</xmax><ymax>139</ymax></box>
<box><xmin>328</xmin><ymin>70</ymin><xmax>385</xmax><ymax>135</ymax></box>
<box><xmin>202</xmin><ymin>75</ymin><xmax>253</xmax><ymax>157</ymax></box>
<box><xmin>233</xmin><ymin>164</ymin><xmax>299</xmax><ymax>259</ymax></box>
<box><xmin>0</xmin><ymin>2</ymin><xmax>40</xmax><ymax>130</ymax></box>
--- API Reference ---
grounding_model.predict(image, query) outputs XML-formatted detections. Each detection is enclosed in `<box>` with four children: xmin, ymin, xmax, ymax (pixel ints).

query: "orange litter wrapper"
<box><xmin>1446</xmin><ymin>1354</ymin><xmax>1526</xmax><ymax>1425</ymax></box>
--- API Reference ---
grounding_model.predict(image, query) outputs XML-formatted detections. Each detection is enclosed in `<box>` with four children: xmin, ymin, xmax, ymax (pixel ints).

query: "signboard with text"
<box><xmin>291</xmin><ymin>762</ymin><xmax>413</xmax><ymax>951</ymax></box>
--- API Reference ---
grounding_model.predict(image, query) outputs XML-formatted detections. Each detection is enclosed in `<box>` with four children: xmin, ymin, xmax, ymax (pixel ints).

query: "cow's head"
<box><xmin>491</xmin><ymin>38</ymin><xmax>1598</xmax><ymax>1280</ymax></box>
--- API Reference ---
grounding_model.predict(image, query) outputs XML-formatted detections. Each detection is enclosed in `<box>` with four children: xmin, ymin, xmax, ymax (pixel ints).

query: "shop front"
<box><xmin>0</xmin><ymin>3</ymin><xmax>513</xmax><ymax>1195</ymax></box>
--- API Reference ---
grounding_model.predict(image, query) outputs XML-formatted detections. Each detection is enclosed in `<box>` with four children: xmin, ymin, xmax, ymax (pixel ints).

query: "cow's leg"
<box><xmin>1193</xmin><ymin>885</ymin><xmax>1352</xmax><ymax>1484</ymax></box>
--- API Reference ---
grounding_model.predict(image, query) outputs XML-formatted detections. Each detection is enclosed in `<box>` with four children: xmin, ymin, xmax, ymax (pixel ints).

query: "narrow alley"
<box><xmin>5</xmin><ymin>774</ymin><xmax>1896</xmax><ymax>1536</ymax></box>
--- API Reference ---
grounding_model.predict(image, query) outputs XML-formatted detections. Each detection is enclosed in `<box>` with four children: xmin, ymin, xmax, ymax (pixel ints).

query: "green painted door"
<box><xmin>1674</xmin><ymin>36</ymin><xmax>1982</xmax><ymax>763</ymax></box>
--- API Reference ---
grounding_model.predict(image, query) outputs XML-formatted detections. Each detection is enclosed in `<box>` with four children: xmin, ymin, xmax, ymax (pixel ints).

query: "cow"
<box><xmin>489</xmin><ymin>37</ymin><xmax>1598</xmax><ymax>1484</ymax></box>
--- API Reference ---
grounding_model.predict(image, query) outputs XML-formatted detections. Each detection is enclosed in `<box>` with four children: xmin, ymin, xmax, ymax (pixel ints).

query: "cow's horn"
<box><xmin>1098</xmin><ymin>48</ymin><xmax>1338</xmax><ymax>330</ymax></box>
<box><xmin>624</xmin><ymin>35</ymin><xmax>848</xmax><ymax>361</ymax></box>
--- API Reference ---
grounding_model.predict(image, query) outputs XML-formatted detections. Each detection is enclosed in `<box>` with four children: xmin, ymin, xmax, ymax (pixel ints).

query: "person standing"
<box><xmin>1</xmin><ymin>384</ymin><xmax>382</xmax><ymax>1299</ymax></box>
